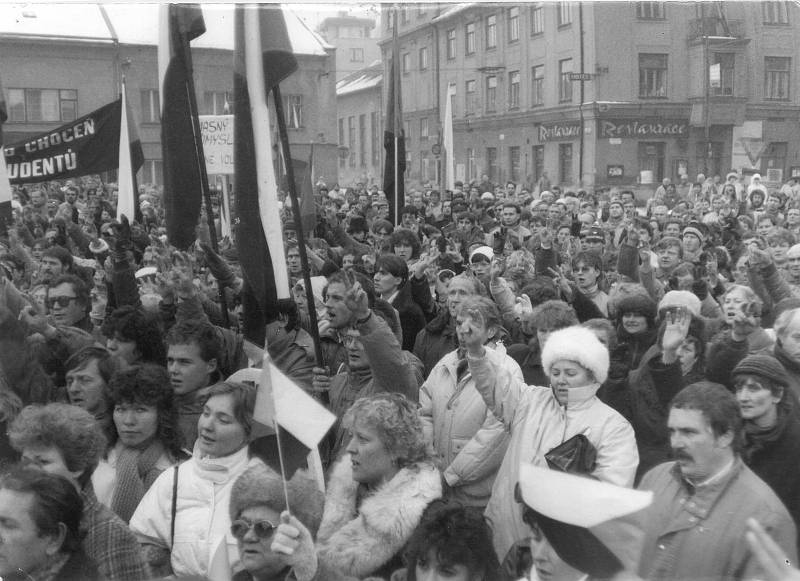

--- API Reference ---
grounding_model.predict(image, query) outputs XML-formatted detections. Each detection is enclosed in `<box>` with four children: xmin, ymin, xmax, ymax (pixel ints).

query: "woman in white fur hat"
<box><xmin>460</xmin><ymin>322</ymin><xmax>638</xmax><ymax>565</ymax></box>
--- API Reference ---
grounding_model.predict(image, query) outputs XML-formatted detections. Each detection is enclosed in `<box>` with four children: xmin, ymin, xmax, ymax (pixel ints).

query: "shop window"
<box><xmin>533</xmin><ymin>145</ymin><xmax>545</xmax><ymax>183</ymax></box>
<box><xmin>637</xmin><ymin>141</ymin><xmax>665</xmax><ymax>182</ymax></box>
<box><xmin>487</xmin><ymin>147</ymin><xmax>498</xmax><ymax>182</ymax></box>
<box><xmin>559</xmin><ymin>143</ymin><xmax>573</xmax><ymax>183</ymax></box>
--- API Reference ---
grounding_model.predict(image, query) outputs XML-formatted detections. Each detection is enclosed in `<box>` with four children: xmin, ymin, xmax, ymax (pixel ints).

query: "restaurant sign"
<box><xmin>538</xmin><ymin>121</ymin><xmax>582</xmax><ymax>142</ymax></box>
<box><xmin>598</xmin><ymin>118</ymin><xmax>689</xmax><ymax>139</ymax></box>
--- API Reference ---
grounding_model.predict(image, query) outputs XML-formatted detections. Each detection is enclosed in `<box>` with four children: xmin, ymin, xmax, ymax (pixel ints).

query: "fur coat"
<box><xmin>316</xmin><ymin>455</ymin><xmax>442</xmax><ymax>579</ymax></box>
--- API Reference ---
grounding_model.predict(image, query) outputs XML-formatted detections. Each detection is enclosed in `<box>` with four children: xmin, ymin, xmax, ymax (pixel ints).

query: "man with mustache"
<box><xmin>637</xmin><ymin>382</ymin><xmax>797</xmax><ymax>580</ymax></box>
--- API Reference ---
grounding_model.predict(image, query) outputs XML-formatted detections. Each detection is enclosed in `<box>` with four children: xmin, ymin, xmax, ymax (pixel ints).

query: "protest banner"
<box><xmin>2</xmin><ymin>98</ymin><xmax>142</xmax><ymax>184</ymax></box>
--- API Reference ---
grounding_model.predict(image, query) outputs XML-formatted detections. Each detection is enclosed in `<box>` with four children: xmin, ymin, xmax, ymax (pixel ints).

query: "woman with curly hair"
<box><xmin>101</xmin><ymin>305</ymin><xmax>167</xmax><ymax>368</ymax></box>
<box><xmin>316</xmin><ymin>393</ymin><xmax>442</xmax><ymax>580</ymax></box>
<box><xmin>392</xmin><ymin>499</ymin><xmax>501</xmax><ymax>581</ymax></box>
<box><xmin>92</xmin><ymin>363</ymin><xmax>188</xmax><ymax>522</ymax></box>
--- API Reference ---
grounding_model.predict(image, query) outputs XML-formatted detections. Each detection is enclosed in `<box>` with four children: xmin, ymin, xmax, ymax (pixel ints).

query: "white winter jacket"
<box><xmin>467</xmin><ymin>350</ymin><xmax>639</xmax><ymax>561</ymax></box>
<box><xmin>129</xmin><ymin>445</ymin><xmax>262</xmax><ymax>577</ymax></box>
<box><xmin>420</xmin><ymin>346</ymin><xmax>521</xmax><ymax>507</ymax></box>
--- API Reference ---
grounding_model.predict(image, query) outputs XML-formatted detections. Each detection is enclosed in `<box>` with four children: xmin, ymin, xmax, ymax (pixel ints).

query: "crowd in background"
<box><xmin>2</xmin><ymin>167</ymin><xmax>800</xmax><ymax>580</ymax></box>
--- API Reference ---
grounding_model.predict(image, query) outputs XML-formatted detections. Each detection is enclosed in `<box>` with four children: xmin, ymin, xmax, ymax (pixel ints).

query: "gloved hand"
<box><xmin>271</xmin><ymin>511</ymin><xmax>318</xmax><ymax>581</ymax></box>
<box><xmin>114</xmin><ymin>215</ymin><xmax>133</xmax><ymax>256</ymax></box>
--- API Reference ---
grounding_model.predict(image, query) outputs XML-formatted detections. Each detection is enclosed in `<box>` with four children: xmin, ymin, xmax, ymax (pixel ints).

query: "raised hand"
<box><xmin>661</xmin><ymin>307</ymin><xmax>690</xmax><ymax>355</ymax></box>
<box><xmin>456</xmin><ymin>308</ymin><xmax>491</xmax><ymax>357</ymax></box>
<box><xmin>344</xmin><ymin>280</ymin><xmax>370</xmax><ymax>321</ymax></box>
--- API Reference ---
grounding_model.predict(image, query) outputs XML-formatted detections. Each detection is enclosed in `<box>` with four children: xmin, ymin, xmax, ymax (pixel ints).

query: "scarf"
<box><xmin>111</xmin><ymin>439</ymin><xmax>167</xmax><ymax>523</ymax></box>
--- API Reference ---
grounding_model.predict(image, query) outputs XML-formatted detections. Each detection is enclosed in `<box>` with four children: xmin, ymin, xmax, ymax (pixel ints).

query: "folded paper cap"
<box><xmin>518</xmin><ymin>464</ymin><xmax>652</xmax><ymax>576</ymax></box>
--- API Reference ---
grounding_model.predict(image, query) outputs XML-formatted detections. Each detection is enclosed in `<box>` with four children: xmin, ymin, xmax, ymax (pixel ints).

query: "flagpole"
<box><xmin>392</xmin><ymin>7</ymin><xmax>400</xmax><ymax>227</ymax></box>
<box><xmin>177</xmin><ymin>9</ymin><xmax>231</xmax><ymax>328</ymax></box>
<box><xmin>272</xmin><ymin>85</ymin><xmax>328</xmax><ymax>405</ymax></box>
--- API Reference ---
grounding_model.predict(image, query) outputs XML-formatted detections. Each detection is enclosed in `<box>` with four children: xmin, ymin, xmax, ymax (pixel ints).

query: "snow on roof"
<box><xmin>0</xmin><ymin>4</ymin><xmax>113</xmax><ymax>42</ymax></box>
<box><xmin>337</xmin><ymin>60</ymin><xmax>382</xmax><ymax>96</ymax></box>
<box><xmin>431</xmin><ymin>3</ymin><xmax>479</xmax><ymax>24</ymax></box>
<box><xmin>0</xmin><ymin>3</ymin><xmax>332</xmax><ymax>56</ymax></box>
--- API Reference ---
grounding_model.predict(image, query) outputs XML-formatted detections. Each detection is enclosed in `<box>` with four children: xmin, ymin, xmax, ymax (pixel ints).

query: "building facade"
<box><xmin>0</xmin><ymin>4</ymin><xmax>338</xmax><ymax>190</ymax></box>
<box><xmin>380</xmin><ymin>1</ymin><xmax>800</xmax><ymax>192</ymax></box>
<box><xmin>317</xmin><ymin>12</ymin><xmax>381</xmax><ymax>82</ymax></box>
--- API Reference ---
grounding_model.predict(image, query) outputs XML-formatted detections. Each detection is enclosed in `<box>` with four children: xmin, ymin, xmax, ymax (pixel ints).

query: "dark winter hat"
<box><xmin>582</xmin><ymin>226</ymin><xmax>605</xmax><ymax>242</ymax></box>
<box><xmin>617</xmin><ymin>294</ymin><xmax>657</xmax><ymax>321</ymax></box>
<box><xmin>229</xmin><ymin>463</ymin><xmax>325</xmax><ymax>536</ymax></box>
<box><xmin>733</xmin><ymin>354</ymin><xmax>790</xmax><ymax>389</ymax></box>
<box><xmin>347</xmin><ymin>215</ymin><xmax>368</xmax><ymax>234</ymax></box>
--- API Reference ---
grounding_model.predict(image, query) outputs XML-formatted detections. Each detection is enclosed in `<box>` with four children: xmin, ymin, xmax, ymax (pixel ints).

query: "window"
<box><xmin>7</xmin><ymin>88</ymin><xmax>78</xmax><ymax>123</ymax></box>
<box><xmin>137</xmin><ymin>160</ymin><xmax>163</xmax><ymax>186</ymax></box>
<box><xmin>713</xmin><ymin>53</ymin><xmax>735</xmax><ymax>96</ymax></box>
<box><xmin>558</xmin><ymin>2</ymin><xmax>572</xmax><ymax>26</ymax></box>
<box><xmin>417</xmin><ymin>4</ymin><xmax>426</xmax><ymax>16</ymax></box>
<box><xmin>283</xmin><ymin>94</ymin><xmax>302</xmax><ymax>129</ymax></box>
<box><xmin>509</xmin><ymin>71</ymin><xmax>520</xmax><ymax>109</ymax></box>
<box><xmin>638</xmin><ymin>142</ymin><xmax>665</xmax><ymax>182</ymax></box>
<box><xmin>509</xmin><ymin>146</ymin><xmax>521</xmax><ymax>182</ymax></box>
<box><xmin>559</xmin><ymin>59</ymin><xmax>573</xmax><ymax>102</ymax></box>
<box><xmin>763</xmin><ymin>1</ymin><xmax>789</xmax><ymax>24</ymax></box>
<box><xmin>466</xmin><ymin>22</ymin><xmax>476</xmax><ymax>55</ymax></box>
<box><xmin>339</xmin><ymin>25</ymin><xmax>365</xmax><ymax>38</ymax></box>
<box><xmin>559</xmin><ymin>143</ymin><xmax>573</xmax><ymax>183</ymax></box>
<box><xmin>350</xmin><ymin>48</ymin><xmax>364</xmax><ymax>62</ymax></box>
<box><xmin>533</xmin><ymin>145</ymin><xmax>544</xmax><ymax>183</ymax></box>
<box><xmin>203</xmin><ymin>91</ymin><xmax>231</xmax><ymax>115</ymax></box>
<box><xmin>765</xmin><ymin>57</ymin><xmax>790</xmax><ymax>100</ymax></box>
<box><xmin>487</xmin><ymin>147</ymin><xmax>498</xmax><ymax>182</ymax></box>
<box><xmin>419</xmin><ymin>46</ymin><xmax>429</xmax><ymax>70</ymax></box>
<box><xmin>401</xmin><ymin>7</ymin><xmax>410</xmax><ymax>24</ymax></box>
<box><xmin>446</xmin><ymin>28</ymin><xmax>456</xmax><ymax>60</ymax></box>
<box><xmin>359</xmin><ymin>114</ymin><xmax>366</xmax><ymax>168</ymax></box>
<box><xmin>348</xmin><ymin>116</ymin><xmax>356</xmax><ymax>168</ymax></box>
<box><xmin>639</xmin><ymin>53</ymin><xmax>668</xmax><ymax>98</ymax></box>
<box><xmin>531</xmin><ymin>65</ymin><xmax>544</xmax><ymax>105</ymax></box>
<box><xmin>371</xmin><ymin>111</ymin><xmax>380</xmax><ymax>166</ymax></box>
<box><xmin>420</xmin><ymin>117</ymin><xmax>429</xmax><ymax>140</ymax></box>
<box><xmin>486</xmin><ymin>15</ymin><xmax>497</xmax><ymax>49</ymax></box>
<box><xmin>508</xmin><ymin>7</ymin><xmax>520</xmax><ymax>42</ymax></box>
<box><xmin>467</xmin><ymin>147</ymin><xmax>477</xmax><ymax>181</ymax></box>
<box><xmin>486</xmin><ymin>75</ymin><xmax>498</xmax><ymax>112</ymax></box>
<box><xmin>141</xmin><ymin>89</ymin><xmax>160</xmax><ymax>123</ymax></box>
<box><xmin>530</xmin><ymin>4</ymin><xmax>544</xmax><ymax>35</ymax></box>
<box><xmin>636</xmin><ymin>2</ymin><xmax>665</xmax><ymax>19</ymax></box>
<box><xmin>404</xmin><ymin>120</ymin><xmax>412</xmax><ymax>145</ymax></box>
<box><xmin>465</xmin><ymin>80</ymin><xmax>477</xmax><ymax>114</ymax></box>
<box><xmin>402</xmin><ymin>53</ymin><xmax>411</xmax><ymax>74</ymax></box>
<box><xmin>338</xmin><ymin>117</ymin><xmax>345</xmax><ymax>144</ymax></box>
<box><xmin>695</xmin><ymin>141</ymin><xmax>723</xmax><ymax>177</ymax></box>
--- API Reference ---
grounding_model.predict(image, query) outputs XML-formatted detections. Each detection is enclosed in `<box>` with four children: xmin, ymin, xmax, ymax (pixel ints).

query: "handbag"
<box><xmin>544</xmin><ymin>433</ymin><xmax>597</xmax><ymax>474</ymax></box>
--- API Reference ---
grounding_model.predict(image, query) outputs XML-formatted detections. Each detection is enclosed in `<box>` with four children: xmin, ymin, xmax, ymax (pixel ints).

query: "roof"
<box><xmin>0</xmin><ymin>3</ymin><xmax>332</xmax><ymax>55</ymax></box>
<box><xmin>431</xmin><ymin>3</ymin><xmax>479</xmax><ymax>24</ymax></box>
<box><xmin>336</xmin><ymin>60</ymin><xmax>382</xmax><ymax>96</ymax></box>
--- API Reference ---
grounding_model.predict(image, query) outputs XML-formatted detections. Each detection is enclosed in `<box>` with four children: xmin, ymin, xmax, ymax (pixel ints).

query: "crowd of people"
<box><xmin>3</xmin><ymin>169</ymin><xmax>800</xmax><ymax>580</ymax></box>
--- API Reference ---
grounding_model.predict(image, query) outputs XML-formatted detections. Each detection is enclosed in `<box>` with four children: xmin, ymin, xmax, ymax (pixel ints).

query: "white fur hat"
<box><xmin>541</xmin><ymin>326</ymin><xmax>609</xmax><ymax>384</ymax></box>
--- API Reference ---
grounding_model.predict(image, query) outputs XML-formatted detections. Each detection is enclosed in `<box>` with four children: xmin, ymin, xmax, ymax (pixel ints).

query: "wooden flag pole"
<box><xmin>272</xmin><ymin>85</ymin><xmax>328</xmax><ymax>404</ymax></box>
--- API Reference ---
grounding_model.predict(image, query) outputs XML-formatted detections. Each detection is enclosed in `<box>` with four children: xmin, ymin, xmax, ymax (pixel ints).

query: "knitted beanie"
<box><xmin>733</xmin><ymin>354</ymin><xmax>790</xmax><ymax>388</ymax></box>
<box><xmin>541</xmin><ymin>326</ymin><xmax>609</xmax><ymax>384</ymax></box>
<box><xmin>658</xmin><ymin>291</ymin><xmax>702</xmax><ymax>318</ymax></box>
<box><xmin>229</xmin><ymin>463</ymin><xmax>325</xmax><ymax>536</ymax></box>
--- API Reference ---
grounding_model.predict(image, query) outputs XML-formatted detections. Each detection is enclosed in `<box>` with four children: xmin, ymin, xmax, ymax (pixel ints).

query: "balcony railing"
<box><xmin>688</xmin><ymin>18</ymin><xmax>745</xmax><ymax>41</ymax></box>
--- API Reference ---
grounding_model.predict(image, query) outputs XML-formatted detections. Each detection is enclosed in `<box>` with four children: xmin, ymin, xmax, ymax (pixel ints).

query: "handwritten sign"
<box><xmin>199</xmin><ymin>115</ymin><xmax>234</xmax><ymax>175</ymax></box>
<box><xmin>538</xmin><ymin>121</ymin><xmax>582</xmax><ymax>142</ymax></box>
<box><xmin>607</xmin><ymin>165</ymin><xmax>624</xmax><ymax>178</ymax></box>
<box><xmin>598</xmin><ymin>118</ymin><xmax>689</xmax><ymax>139</ymax></box>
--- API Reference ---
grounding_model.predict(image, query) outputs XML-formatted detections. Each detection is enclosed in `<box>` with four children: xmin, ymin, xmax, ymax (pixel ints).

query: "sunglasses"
<box><xmin>230</xmin><ymin>519</ymin><xmax>277</xmax><ymax>540</ymax></box>
<box><xmin>46</xmin><ymin>296</ymin><xmax>78</xmax><ymax>308</ymax></box>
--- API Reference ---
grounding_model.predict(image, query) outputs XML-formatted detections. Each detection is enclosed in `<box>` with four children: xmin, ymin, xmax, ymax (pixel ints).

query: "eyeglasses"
<box><xmin>230</xmin><ymin>519</ymin><xmax>277</xmax><ymax>540</ymax></box>
<box><xmin>46</xmin><ymin>295</ymin><xmax>78</xmax><ymax>308</ymax></box>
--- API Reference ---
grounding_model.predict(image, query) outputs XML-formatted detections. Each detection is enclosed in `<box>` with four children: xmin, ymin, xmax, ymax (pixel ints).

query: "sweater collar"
<box><xmin>192</xmin><ymin>443</ymin><xmax>250</xmax><ymax>484</ymax></box>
